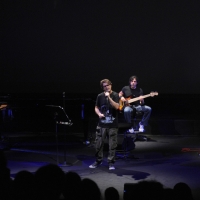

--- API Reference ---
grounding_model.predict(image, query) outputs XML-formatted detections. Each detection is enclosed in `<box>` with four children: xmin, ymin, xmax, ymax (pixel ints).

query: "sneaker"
<box><xmin>128</xmin><ymin>128</ymin><xmax>134</xmax><ymax>133</ymax></box>
<box><xmin>83</xmin><ymin>140</ymin><xmax>90</xmax><ymax>145</ymax></box>
<box><xmin>139</xmin><ymin>123</ymin><xmax>145</xmax><ymax>132</ymax></box>
<box><xmin>89</xmin><ymin>161</ymin><xmax>102</xmax><ymax>169</ymax></box>
<box><xmin>109</xmin><ymin>163</ymin><xmax>115</xmax><ymax>170</ymax></box>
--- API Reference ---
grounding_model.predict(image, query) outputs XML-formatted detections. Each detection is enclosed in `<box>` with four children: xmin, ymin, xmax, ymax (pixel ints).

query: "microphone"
<box><xmin>105</xmin><ymin>91</ymin><xmax>110</xmax><ymax>100</ymax></box>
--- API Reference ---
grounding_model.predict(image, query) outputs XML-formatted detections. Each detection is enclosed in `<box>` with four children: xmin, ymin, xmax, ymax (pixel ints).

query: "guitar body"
<box><xmin>119</xmin><ymin>97</ymin><xmax>132</xmax><ymax>111</ymax></box>
<box><xmin>118</xmin><ymin>92</ymin><xmax>158</xmax><ymax>111</ymax></box>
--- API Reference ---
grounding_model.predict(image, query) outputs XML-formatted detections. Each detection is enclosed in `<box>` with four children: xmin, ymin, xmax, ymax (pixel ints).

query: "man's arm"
<box><xmin>108</xmin><ymin>96</ymin><xmax>119</xmax><ymax>110</ymax></box>
<box><xmin>105</xmin><ymin>92</ymin><xmax>119</xmax><ymax>110</ymax></box>
<box><xmin>119</xmin><ymin>91</ymin><xmax>126</xmax><ymax>102</ymax></box>
<box><xmin>119</xmin><ymin>91</ymin><xmax>123</xmax><ymax>98</ymax></box>
<box><xmin>139</xmin><ymin>88</ymin><xmax>144</xmax><ymax>105</ymax></box>
<box><xmin>95</xmin><ymin>106</ymin><xmax>105</xmax><ymax>118</ymax></box>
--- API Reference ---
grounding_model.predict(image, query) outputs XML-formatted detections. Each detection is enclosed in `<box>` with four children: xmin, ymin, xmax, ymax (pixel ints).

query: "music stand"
<box><xmin>46</xmin><ymin>105</ymin><xmax>73</xmax><ymax>166</ymax></box>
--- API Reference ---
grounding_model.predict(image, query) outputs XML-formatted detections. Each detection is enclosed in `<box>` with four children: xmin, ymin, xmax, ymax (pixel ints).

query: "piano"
<box><xmin>0</xmin><ymin>104</ymin><xmax>7</xmax><ymax>110</ymax></box>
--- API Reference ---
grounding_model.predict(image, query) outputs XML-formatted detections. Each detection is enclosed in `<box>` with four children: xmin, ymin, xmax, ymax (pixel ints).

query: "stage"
<box><xmin>1</xmin><ymin>93</ymin><xmax>200</xmax><ymax>199</ymax></box>
<box><xmin>1</xmin><ymin>131</ymin><xmax>200</xmax><ymax>200</ymax></box>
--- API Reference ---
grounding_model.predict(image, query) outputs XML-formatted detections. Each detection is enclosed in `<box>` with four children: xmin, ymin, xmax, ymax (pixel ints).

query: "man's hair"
<box><xmin>129</xmin><ymin>75</ymin><xmax>139</xmax><ymax>83</ymax></box>
<box><xmin>100</xmin><ymin>79</ymin><xmax>112</xmax><ymax>89</ymax></box>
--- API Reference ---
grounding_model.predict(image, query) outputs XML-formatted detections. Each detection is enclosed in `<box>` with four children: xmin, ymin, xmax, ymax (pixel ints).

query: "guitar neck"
<box><xmin>128</xmin><ymin>94</ymin><xmax>151</xmax><ymax>104</ymax></box>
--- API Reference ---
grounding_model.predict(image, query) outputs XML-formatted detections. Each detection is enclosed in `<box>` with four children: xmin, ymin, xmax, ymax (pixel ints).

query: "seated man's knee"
<box><xmin>148</xmin><ymin>107</ymin><xmax>152</xmax><ymax>112</ymax></box>
<box><xmin>124</xmin><ymin>107</ymin><xmax>132</xmax><ymax>113</ymax></box>
<box><xmin>145</xmin><ymin>106</ymin><xmax>151</xmax><ymax>113</ymax></box>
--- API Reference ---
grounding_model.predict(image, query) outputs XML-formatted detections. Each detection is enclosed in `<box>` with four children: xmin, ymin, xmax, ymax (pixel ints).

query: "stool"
<box><xmin>116</xmin><ymin>109</ymin><xmax>147</xmax><ymax>158</ymax></box>
<box><xmin>116</xmin><ymin>120</ymin><xmax>136</xmax><ymax>158</ymax></box>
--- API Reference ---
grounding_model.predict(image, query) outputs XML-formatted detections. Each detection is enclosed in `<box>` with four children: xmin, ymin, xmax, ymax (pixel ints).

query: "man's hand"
<box><xmin>105</xmin><ymin>92</ymin><xmax>110</xmax><ymax>98</ymax></box>
<box><xmin>98</xmin><ymin>113</ymin><xmax>105</xmax><ymax>118</ymax></box>
<box><xmin>139</xmin><ymin>96</ymin><xmax>144</xmax><ymax>104</ymax></box>
<box><xmin>120</xmin><ymin>97</ymin><xmax>126</xmax><ymax>102</ymax></box>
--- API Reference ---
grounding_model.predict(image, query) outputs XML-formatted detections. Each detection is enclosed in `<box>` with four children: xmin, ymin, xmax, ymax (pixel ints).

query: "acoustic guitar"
<box><xmin>119</xmin><ymin>92</ymin><xmax>158</xmax><ymax>111</ymax></box>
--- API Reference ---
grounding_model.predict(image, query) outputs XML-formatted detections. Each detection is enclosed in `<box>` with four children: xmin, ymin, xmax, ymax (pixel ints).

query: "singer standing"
<box><xmin>89</xmin><ymin>79</ymin><xmax>119</xmax><ymax>170</ymax></box>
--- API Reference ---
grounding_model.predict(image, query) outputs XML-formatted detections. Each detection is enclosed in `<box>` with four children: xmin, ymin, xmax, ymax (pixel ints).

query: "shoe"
<box><xmin>89</xmin><ymin>161</ymin><xmax>102</xmax><ymax>169</ymax></box>
<box><xmin>139</xmin><ymin>123</ymin><xmax>145</xmax><ymax>132</ymax></box>
<box><xmin>109</xmin><ymin>163</ymin><xmax>115</xmax><ymax>170</ymax></box>
<box><xmin>128</xmin><ymin>128</ymin><xmax>134</xmax><ymax>133</ymax></box>
<box><xmin>83</xmin><ymin>140</ymin><xmax>90</xmax><ymax>145</ymax></box>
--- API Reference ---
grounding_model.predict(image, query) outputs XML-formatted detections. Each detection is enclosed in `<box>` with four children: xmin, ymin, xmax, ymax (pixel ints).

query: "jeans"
<box><xmin>123</xmin><ymin>105</ymin><xmax>152</xmax><ymax>126</ymax></box>
<box><xmin>95</xmin><ymin>127</ymin><xmax>118</xmax><ymax>164</ymax></box>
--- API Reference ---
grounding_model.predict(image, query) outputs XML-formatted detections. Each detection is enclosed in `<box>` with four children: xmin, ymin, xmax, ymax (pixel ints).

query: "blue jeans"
<box><xmin>124</xmin><ymin>105</ymin><xmax>152</xmax><ymax>126</ymax></box>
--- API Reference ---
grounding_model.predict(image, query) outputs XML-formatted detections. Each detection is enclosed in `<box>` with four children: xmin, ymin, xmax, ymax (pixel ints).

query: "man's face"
<box><xmin>130</xmin><ymin>78</ymin><xmax>137</xmax><ymax>89</ymax></box>
<box><xmin>102</xmin><ymin>82</ymin><xmax>112</xmax><ymax>92</ymax></box>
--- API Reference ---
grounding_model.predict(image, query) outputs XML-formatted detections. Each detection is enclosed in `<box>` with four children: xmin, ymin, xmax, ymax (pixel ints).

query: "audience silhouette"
<box><xmin>62</xmin><ymin>171</ymin><xmax>82</xmax><ymax>200</ymax></box>
<box><xmin>11</xmin><ymin>170</ymin><xmax>35</xmax><ymax>200</ymax></box>
<box><xmin>34</xmin><ymin>163</ymin><xmax>65</xmax><ymax>200</ymax></box>
<box><xmin>162</xmin><ymin>188</ymin><xmax>174</xmax><ymax>200</ymax></box>
<box><xmin>173</xmin><ymin>182</ymin><xmax>194</xmax><ymax>200</ymax></box>
<box><xmin>0</xmin><ymin>150</ymin><xmax>12</xmax><ymax>200</ymax></box>
<box><xmin>134</xmin><ymin>180</ymin><xmax>164</xmax><ymax>200</ymax></box>
<box><xmin>105</xmin><ymin>187</ymin><xmax>120</xmax><ymax>200</ymax></box>
<box><xmin>0</xmin><ymin>150</ymin><xmax>196</xmax><ymax>200</ymax></box>
<box><xmin>81</xmin><ymin>178</ymin><xmax>102</xmax><ymax>200</ymax></box>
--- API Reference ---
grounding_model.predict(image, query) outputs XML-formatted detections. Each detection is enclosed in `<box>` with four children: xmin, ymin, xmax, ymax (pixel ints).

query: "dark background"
<box><xmin>1</xmin><ymin>0</ymin><xmax>200</xmax><ymax>95</ymax></box>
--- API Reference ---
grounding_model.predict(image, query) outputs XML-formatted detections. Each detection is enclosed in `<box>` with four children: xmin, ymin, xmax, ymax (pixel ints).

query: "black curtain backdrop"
<box><xmin>1</xmin><ymin>0</ymin><xmax>200</xmax><ymax>94</ymax></box>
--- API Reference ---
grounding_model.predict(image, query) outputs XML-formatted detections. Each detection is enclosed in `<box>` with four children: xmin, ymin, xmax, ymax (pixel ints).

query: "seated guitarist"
<box><xmin>119</xmin><ymin>75</ymin><xmax>152</xmax><ymax>133</ymax></box>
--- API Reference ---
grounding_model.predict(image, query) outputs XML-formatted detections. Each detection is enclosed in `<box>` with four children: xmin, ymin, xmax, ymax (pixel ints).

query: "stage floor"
<box><xmin>1</xmin><ymin>131</ymin><xmax>200</xmax><ymax>200</ymax></box>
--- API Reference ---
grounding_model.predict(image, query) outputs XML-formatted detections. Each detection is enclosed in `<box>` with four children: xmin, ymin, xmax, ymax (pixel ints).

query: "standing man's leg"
<box><xmin>89</xmin><ymin>127</ymin><xmax>107</xmax><ymax>168</ymax></box>
<box><xmin>95</xmin><ymin>128</ymin><xmax>107</xmax><ymax>163</ymax></box>
<box><xmin>108</xmin><ymin>128</ymin><xmax>118</xmax><ymax>170</ymax></box>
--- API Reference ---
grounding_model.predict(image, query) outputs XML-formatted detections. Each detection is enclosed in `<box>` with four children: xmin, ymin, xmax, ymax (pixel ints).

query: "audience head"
<box><xmin>62</xmin><ymin>171</ymin><xmax>82</xmax><ymax>200</ymax></box>
<box><xmin>34</xmin><ymin>164</ymin><xmax>65</xmax><ymax>200</ymax></box>
<box><xmin>81</xmin><ymin>178</ymin><xmax>101</xmax><ymax>200</ymax></box>
<box><xmin>12</xmin><ymin>170</ymin><xmax>35</xmax><ymax>200</ymax></box>
<box><xmin>0</xmin><ymin>150</ymin><xmax>12</xmax><ymax>200</ymax></box>
<box><xmin>105</xmin><ymin>187</ymin><xmax>119</xmax><ymax>200</ymax></box>
<box><xmin>124</xmin><ymin>180</ymin><xmax>164</xmax><ymax>200</ymax></box>
<box><xmin>173</xmin><ymin>182</ymin><xmax>194</xmax><ymax>200</ymax></box>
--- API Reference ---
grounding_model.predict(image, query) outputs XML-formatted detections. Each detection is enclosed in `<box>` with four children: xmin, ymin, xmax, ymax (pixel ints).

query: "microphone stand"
<box><xmin>59</xmin><ymin>92</ymin><xmax>72</xmax><ymax>166</ymax></box>
<box><xmin>46</xmin><ymin>92</ymin><xmax>73</xmax><ymax>167</ymax></box>
<box><xmin>54</xmin><ymin>111</ymin><xmax>59</xmax><ymax>165</ymax></box>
